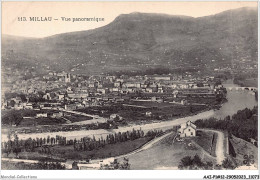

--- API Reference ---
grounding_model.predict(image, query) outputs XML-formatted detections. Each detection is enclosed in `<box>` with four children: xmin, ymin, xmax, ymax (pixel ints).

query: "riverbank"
<box><xmin>2</xmin><ymin>81</ymin><xmax>257</xmax><ymax>142</ymax></box>
<box><xmin>1</xmin><ymin>109</ymin><xmax>215</xmax><ymax>141</ymax></box>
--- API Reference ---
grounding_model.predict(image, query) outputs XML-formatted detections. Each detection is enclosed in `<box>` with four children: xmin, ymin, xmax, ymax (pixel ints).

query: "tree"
<box><xmin>119</xmin><ymin>158</ymin><xmax>130</xmax><ymax>170</ymax></box>
<box><xmin>72</xmin><ymin>161</ymin><xmax>79</xmax><ymax>170</ymax></box>
<box><xmin>20</xmin><ymin>94</ymin><xmax>27</xmax><ymax>102</ymax></box>
<box><xmin>9</xmin><ymin>100</ymin><xmax>16</xmax><ymax>107</ymax></box>
<box><xmin>112</xmin><ymin>159</ymin><xmax>120</xmax><ymax>169</ymax></box>
<box><xmin>13</xmin><ymin>147</ymin><xmax>22</xmax><ymax>158</ymax></box>
<box><xmin>13</xmin><ymin>134</ymin><xmax>21</xmax><ymax>157</ymax></box>
<box><xmin>179</xmin><ymin>156</ymin><xmax>193</xmax><ymax>168</ymax></box>
<box><xmin>193</xmin><ymin>154</ymin><xmax>203</xmax><ymax>166</ymax></box>
<box><xmin>225</xmin><ymin>115</ymin><xmax>231</xmax><ymax>121</ymax></box>
<box><xmin>222</xmin><ymin>158</ymin><xmax>235</xmax><ymax>169</ymax></box>
<box><xmin>2</xmin><ymin>141</ymin><xmax>12</xmax><ymax>157</ymax></box>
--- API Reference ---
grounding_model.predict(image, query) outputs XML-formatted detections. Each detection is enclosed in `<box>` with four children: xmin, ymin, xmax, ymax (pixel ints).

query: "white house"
<box><xmin>25</xmin><ymin>103</ymin><xmax>33</xmax><ymax>109</ymax></box>
<box><xmin>146</xmin><ymin>111</ymin><xmax>152</xmax><ymax>117</ymax></box>
<box><xmin>181</xmin><ymin>99</ymin><xmax>188</xmax><ymax>105</ymax></box>
<box><xmin>110</xmin><ymin>114</ymin><xmax>123</xmax><ymax>121</ymax></box>
<box><xmin>178</xmin><ymin>121</ymin><xmax>196</xmax><ymax>138</ymax></box>
<box><xmin>36</xmin><ymin>113</ymin><xmax>48</xmax><ymax>118</ymax></box>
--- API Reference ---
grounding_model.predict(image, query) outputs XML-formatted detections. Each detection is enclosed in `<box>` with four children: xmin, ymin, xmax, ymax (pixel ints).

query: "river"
<box><xmin>1</xmin><ymin>80</ymin><xmax>257</xmax><ymax>141</ymax></box>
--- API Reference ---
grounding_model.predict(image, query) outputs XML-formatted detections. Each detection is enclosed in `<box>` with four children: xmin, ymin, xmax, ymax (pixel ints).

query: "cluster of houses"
<box><xmin>2</xmin><ymin>70</ymin><xmax>225</xmax><ymax>111</ymax></box>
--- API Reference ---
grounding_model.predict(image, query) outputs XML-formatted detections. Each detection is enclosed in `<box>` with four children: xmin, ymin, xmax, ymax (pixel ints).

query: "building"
<box><xmin>36</xmin><ymin>113</ymin><xmax>48</xmax><ymax>118</ymax></box>
<box><xmin>65</xmin><ymin>73</ymin><xmax>71</xmax><ymax>83</ymax></box>
<box><xmin>25</xmin><ymin>103</ymin><xmax>33</xmax><ymax>109</ymax></box>
<box><xmin>146</xmin><ymin>111</ymin><xmax>152</xmax><ymax>117</ymax></box>
<box><xmin>110</xmin><ymin>114</ymin><xmax>123</xmax><ymax>121</ymax></box>
<box><xmin>181</xmin><ymin>99</ymin><xmax>188</xmax><ymax>105</ymax></box>
<box><xmin>178</xmin><ymin>121</ymin><xmax>196</xmax><ymax>137</ymax></box>
<box><xmin>65</xmin><ymin>104</ymin><xmax>77</xmax><ymax>110</ymax></box>
<box><xmin>249</xmin><ymin>138</ymin><xmax>257</xmax><ymax>146</ymax></box>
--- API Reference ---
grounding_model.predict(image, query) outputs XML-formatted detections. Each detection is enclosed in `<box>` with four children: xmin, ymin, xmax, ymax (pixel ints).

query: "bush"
<box><xmin>178</xmin><ymin>154</ymin><xmax>214</xmax><ymax>170</ymax></box>
<box><xmin>222</xmin><ymin>158</ymin><xmax>236</xmax><ymax>169</ymax></box>
<box><xmin>179</xmin><ymin>156</ymin><xmax>193</xmax><ymax>167</ymax></box>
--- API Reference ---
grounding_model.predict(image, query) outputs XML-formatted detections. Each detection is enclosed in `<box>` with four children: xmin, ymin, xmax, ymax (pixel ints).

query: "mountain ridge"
<box><xmin>2</xmin><ymin>7</ymin><xmax>257</xmax><ymax>75</ymax></box>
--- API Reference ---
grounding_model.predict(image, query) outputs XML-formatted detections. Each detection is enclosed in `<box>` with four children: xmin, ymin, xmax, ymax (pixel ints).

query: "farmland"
<box><xmin>46</xmin><ymin>137</ymin><xmax>151</xmax><ymax>160</ymax></box>
<box><xmin>1</xmin><ymin>109</ymin><xmax>92</xmax><ymax>128</ymax></box>
<box><xmin>76</xmin><ymin>102</ymin><xmax>208</xmax><ymax>123</ymax></box>
<box><xmin>1</xmin><ymin>136</ymin><xmax>152</xmax><ymax>162</ymax></box>
<box><xmin>120</xmin><ymin>133</ymin><xmax>217</xmax><ymax>169</ymax></box>
<box><xmin>192</xmin><ymin>130</ymin><xmax>217</xmax><ymax>157</ymax></box>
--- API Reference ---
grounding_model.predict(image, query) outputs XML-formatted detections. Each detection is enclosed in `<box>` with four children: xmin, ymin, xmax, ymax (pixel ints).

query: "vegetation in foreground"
<box><xmin>2</xmin><ymin>129</ymin><xmax>163</xmax><ymax>161</ymax></box>
<box><xmin>195</xmin><ymin>106</ymin><xmax>258</xmax><ymax>143</ymax></box>
<box><xmin>192</xmin><ymin>131</ymin><xmax>217</xmax><ymax>157</ymax></box>
<box><xmin>229</xmin><ymin>135</ymin><xmax>258</xmax><ymax>167</ymax></box>
<box><xmin>178</xmin><ymin>155</ymin><xmax>236</xmax><ymax>170</ymax></box>
<box><xmin>1</xmin><ymin>161</ymin><xmax>65</xmax><ymax>170</ymax></box>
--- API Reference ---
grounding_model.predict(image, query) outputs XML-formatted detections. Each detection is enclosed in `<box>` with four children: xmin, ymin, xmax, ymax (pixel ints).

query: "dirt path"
<box><xmin>199</xmin><ymin>129</ymin><xmax>225</xmax><ymax>164</ymax></box>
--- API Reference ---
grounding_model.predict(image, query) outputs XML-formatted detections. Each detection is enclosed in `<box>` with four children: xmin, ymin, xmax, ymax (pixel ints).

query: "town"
<box><xmin>2</xmin><ymin>68</ymin><xmax>228</xmax><ymax>129</ymax></box>
<box><xmin>2</xmin><ymin>69</ymin><xmax>227</xmax><ymax>109</ymax></box>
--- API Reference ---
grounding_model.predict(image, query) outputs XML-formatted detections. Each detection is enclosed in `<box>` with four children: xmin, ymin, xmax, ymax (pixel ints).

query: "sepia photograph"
<box><xmin>1</xmin><ymin>1</ymin><xmax>258</xmax><ymax>177</ymax></box>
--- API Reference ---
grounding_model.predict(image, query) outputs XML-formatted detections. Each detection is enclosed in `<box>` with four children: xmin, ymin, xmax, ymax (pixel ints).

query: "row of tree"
<box><xmin>2</xmin><ymin>134</ymin><xmax>70</xmax><ymax>157</ymax></box>
<box><xmin>195</xmin><ymin>106</ymin><xmax>258</xmax><ymax>142</ymax></box>
<box><xmin>2</xmin><ymin>129</ymin><xmax>164</xmax><ymax>157</ymax></box>
<box><xmin>73</xmin><ymin>129</ymin><xmax>163</xmax><ymax>152</ymax></box>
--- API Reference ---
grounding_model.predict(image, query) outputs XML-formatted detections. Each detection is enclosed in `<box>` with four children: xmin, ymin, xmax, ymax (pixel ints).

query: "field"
<box><xmin>128</xmin><ymin>101</ymin><xmax>175</xmax><ymax>108</ymax></box>
<box><xmin>2</xmin><ymin>161</ymin><xmax>41</xmax><ymax>170</ymax></box>
<box><xmin>1</xmin><ymin>161</ymin><xmax>65</xmax><ymax>170</ymax></box>
<box><xmin>2</xmin><ymin>137</ymin><xmax>152</xmax><ymax>163</ymax></box>
<box><xmin>2</xmin><ymin>109</ymin><xmax>92</xmax><ymax>127</ymax></box>
<box><xmin>63</xmin><ymin>114</ymin><xmax>92</xmax><ymax>123</ymax></box>
<box><xmin>48</xmin><ymin>137</ymin><xmax>151</xmax><ymax>160</ymax></box>
<box><xmin>192</xmin><ymin>130</ymin><xmax>217</xmax><ymax>157</ymax></box>
<box><xmin>120</xmin><ymin>134</ymin><xmax>216</xmax><ymax>169</ymax></box>
<box><xmin>19</xmin><ymin>117</ymin><xmax>66</xmax><ymax>127</ymax></box>
<box><xmin>77</xmin><ymin>102</ymin><xmax>208</xmax><ymax>123</ymax></box>
<box><xmin>2</xmin><ymin>150</ymin><xmax>65</xmax><ymax>162</ymax></box>
<box><xmin>120</xmin><ymin>103</ymin><xmax>208</xmax><ymax>122</ymax></box>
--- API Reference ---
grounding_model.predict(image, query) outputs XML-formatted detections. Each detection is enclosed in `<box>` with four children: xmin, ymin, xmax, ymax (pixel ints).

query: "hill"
<box><xmin>2</xmin><ymin>7</ymin><xmax>257</xmax><ymax>75</ymax></box>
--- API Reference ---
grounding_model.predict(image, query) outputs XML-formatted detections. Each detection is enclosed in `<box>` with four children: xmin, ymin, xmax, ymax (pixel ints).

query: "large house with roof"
<box><xmin>178</xmin><ymin>121</ymin><xmax>196</xmax><ymax>137</ymax></box>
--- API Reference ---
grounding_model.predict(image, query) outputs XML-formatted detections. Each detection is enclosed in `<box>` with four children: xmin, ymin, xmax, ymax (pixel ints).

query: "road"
<box><xmin>199</xmin><ymin>129</ymin><xmax>225</xmax><ymax>164</ymax></box>
<box><xmin>2</xmin><ymin>110</ymin><xmax>215</xmax><ymax>141</ymax></box>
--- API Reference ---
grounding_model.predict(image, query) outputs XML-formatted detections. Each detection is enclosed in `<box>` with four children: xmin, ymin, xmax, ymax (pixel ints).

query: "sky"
<box><xmin>2</xmin><ymin>1</ymin><xmax>258</xmax><ymax>38</ymax></box>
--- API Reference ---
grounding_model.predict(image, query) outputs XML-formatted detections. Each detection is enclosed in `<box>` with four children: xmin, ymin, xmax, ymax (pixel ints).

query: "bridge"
<box><xmin>226</xmin><ymin>87</ymin><xmax>258</xmax><ymax>91</ymax></box>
